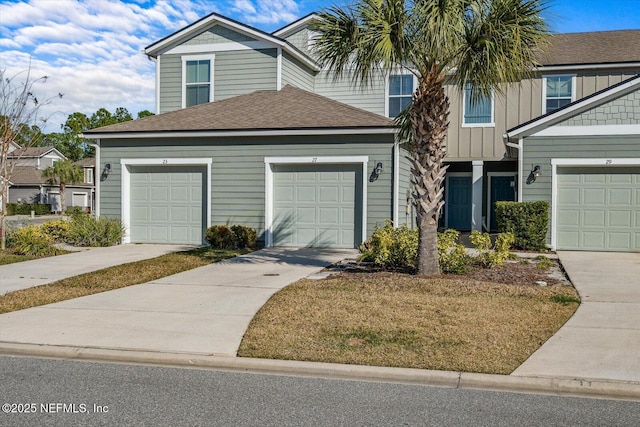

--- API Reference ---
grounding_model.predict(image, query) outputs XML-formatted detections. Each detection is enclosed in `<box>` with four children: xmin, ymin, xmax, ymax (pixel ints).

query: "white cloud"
<box><xmin>232</xmin><ymin>0</ymin><xmax>300</xmax><ymax>25</ymax></box>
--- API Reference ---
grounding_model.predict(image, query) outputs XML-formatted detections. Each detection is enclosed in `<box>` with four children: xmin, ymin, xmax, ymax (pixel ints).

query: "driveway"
<box><xmin>512</xmin><ymin>251</ymin><xmax>640</xmax><ymax>382</ymax></box>
<box><xmin>1</xmin><ymin>244</ymin><xmax>196</xmax><ymax>294</ymax></box>
<box><xmin>0</xmin><ymin>248</ymin><xmax>356</xmax><ymax>357</ymax></box>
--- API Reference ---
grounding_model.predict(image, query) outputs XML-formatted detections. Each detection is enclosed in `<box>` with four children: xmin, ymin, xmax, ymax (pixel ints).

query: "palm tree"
<box><xmin>42</xmin><ymin>159</ymin><xmax>83</xmax><ymax>215</ymax></box>
<box><xmin>313</xmin><ymin>0</ymin><xmax>548</xmax><ymax>275</ymax></box>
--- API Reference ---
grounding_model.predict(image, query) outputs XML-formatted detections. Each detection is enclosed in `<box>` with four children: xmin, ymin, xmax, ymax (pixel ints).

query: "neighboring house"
<box><xmin>73</xmin><ymin>157</ymin><xmax>96</xmax><ymax>213</ymax></box>
<box><xmin>5</xmin><ymin>143</ymin><xmax>95</xmax><ymax>212</ymax></box>
<box><xmin>84</xmin><ymin>12</ymin><xmax>640</xmax><ymax>251</ymax></box>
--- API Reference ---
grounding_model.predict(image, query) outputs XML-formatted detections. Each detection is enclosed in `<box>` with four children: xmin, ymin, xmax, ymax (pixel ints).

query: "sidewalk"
<box><xmin>0</xmin><ymin>244</ymin><xmax>196</xmax><ymax>294</ymax></box>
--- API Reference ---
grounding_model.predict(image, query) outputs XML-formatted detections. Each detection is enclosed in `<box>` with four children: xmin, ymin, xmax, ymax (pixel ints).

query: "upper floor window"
<box><xmin>182</xmin><ymin>55</ymin><xmax>214</xmax><ymax>108</ymax></box>
<box><xmin>388</xmin><ymin>74</ymin><xmax>413</xmax><ymax>118</ymax></box>
<box><xmin>544</xmin><ymin>75</ymin><xmax>574</xmax><ymax>114</ymax></box>
<box><xmin>463</xmin><ymin>84</ymin><xmax>494</xmax><ymax>126</ymax></box>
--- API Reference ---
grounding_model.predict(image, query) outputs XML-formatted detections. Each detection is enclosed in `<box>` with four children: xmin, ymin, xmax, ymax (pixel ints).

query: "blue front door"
<box><xmin>447</xmin><ymin>176</ymin><xmax>472</xmax><ymax>230</ymax></box>
<box><xmin>490</xmin><ymin>175</ymin><xmax>516</xmax><ymax>231</ymax></box>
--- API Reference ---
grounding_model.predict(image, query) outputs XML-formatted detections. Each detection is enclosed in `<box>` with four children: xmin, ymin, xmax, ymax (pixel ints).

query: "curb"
<box><xmin>1</xmin><ymin>342</ymin><xmax>639</xmax><ymax>402</ymax></box>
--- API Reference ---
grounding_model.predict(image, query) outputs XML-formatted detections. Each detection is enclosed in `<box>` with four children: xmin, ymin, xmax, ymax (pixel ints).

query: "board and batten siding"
<box><xmin>98</xmin><ymin>135</ymin><xmax>396</xmax><ymax>245</ymax></box>
<box><xmin>314</xmin><ymin>71</ymin><xmax>386</xmax><ymax>117</ymax></box>
<box><xmin>281</xmin><ymin>52</ymin><xmax>315</xmax><ymax>91</ymax></box>
<box><xmin>445</xmin><ymin>69</ymin><xmax>639</xmax><ymax>162</ymax></box>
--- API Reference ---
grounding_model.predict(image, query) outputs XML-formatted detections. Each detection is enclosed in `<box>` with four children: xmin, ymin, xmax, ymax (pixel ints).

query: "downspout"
<box><xmin>88</xmin><ymin>141</ymin><xmax>100</xmax><ymax>217</ymax></box>
<box><xmin>504</xmin><ymin>134</ymin><xmax>523</xmax><ymax>202</ymax></box>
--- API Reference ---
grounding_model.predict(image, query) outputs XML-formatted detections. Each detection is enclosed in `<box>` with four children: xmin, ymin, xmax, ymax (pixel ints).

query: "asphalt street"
<box><xmin>1</xmin><ymin>356</ymin><xmax>639</xmax><ymax>426</ymax></box>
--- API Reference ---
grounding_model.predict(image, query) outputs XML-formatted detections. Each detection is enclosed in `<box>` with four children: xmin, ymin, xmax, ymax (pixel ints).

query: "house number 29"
<box><xmin>605</xmin><ymin>159</ymin><xmax>612</xmax><ymax>165</ymax></box>
<box><xmin>162</xmin><ymin>160</ymin><xmax>168</xmax><ymax>164</ymax></box>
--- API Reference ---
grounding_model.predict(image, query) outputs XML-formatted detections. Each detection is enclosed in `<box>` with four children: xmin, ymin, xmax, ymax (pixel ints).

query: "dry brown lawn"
<box><xmin>0</xmin><ymin>247</ymin><xmax>249</xmax><ymax>314</ymax></box>
<box><xmin>238</xmin><ymin>271</ymin><xmax>579</xmax><ymax>374</ymax></box>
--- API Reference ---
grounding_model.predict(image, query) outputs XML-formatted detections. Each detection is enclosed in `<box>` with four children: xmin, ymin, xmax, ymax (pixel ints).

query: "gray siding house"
<box><xmin>85</xmin><ymin>12</ymin><xmax>640</xmax><ymax>251</ymax></box>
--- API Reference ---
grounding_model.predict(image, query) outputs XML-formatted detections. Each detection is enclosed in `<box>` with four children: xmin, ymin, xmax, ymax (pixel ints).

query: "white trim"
<box><xmin>119</xmin><ymin>158</ymin><xmax>212</xmax><ymax>244</ymax></box>
<box><xmin>486</xmin><ymin>172</ymin><xmax>517</xmax><ymax>232</ymax></box>
<box><xmin>393</xmin><ymin>140</ymin><xmax>400</xmax><ymax>227</ymax></box>
<box><xmin>273</xmin><ymin>14</ymin><xmax>318</xmax><ymax>38</ymax></box>
<box><xmin>155</xmin><ymin>56</ymin><xmax>160</xmax><ymax>114</ymax></box>
<box><xmin>537</xmin><ymin>62</ymin><xmax>640</xmax><ymax>72</ymax></box>
<box><xmin>462</xmin><ymin>87</ymin><xmax>495</xmax><ymax>128</ymax></box>
<box><xmin>385</xmin><ymin>72</ymin><xmax>417</xmax><ymax>118</ymax></box>
<box><xmin>90</xmin><ymin>141</ymin><xmax>100</xmax><ymax>217</ymax></box>
<box><xmin>472</xmin><ymin>161</ymin><xmax>484</xmax><ymax>231</ymax></box>
<box><xmin>542</xmin><ymin>74</ymin><xmax>576</xmax><ymax>115</ymax></box>
<box><xmin>263</xmin><ymin>156</ymin><xmax>369</xmax><ymax>248</ymax></box>
<box><xmin>85</xmin><ymin>127</ymin><xmax>397</xmax><ymax>140</ymax></box>
<box><xmin>444</xmin><ymin>172</ymin><xmax>473</xmax><ymax>229</ymax></box>
<box><xmin>181</xmin><ymin>54</ymin><xmax>215</xmax><ymax>109</ymax></box>
<box><xmin>533</xmin><ymin>124</ymin><xmax>640</xmax><ymax>137</ymax></box>
<box><xmin>165</xmin><ymin>41</ymin><xmax>273</xmax><ymax>55</ymax></box>
<box><xmin>550</xmin><ymin>157</ymin><xmax>640</xmax><ymax>250</ymax></box>
<box><xmin>508</xmin><ymin>75</ymin><xmax>640</xmax><ymax>141</ymax></box>
<box><xmin>276</xmin><ymin>47</ymin><xmax>282</xmax><ymax>90</ymax></box>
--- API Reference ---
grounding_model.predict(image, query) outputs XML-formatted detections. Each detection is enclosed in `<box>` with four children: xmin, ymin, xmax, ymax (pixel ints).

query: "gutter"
<box><xmin>88</xmin><ymin>141</ymin><xmax>100</xmax><ymax>217</ymax></box>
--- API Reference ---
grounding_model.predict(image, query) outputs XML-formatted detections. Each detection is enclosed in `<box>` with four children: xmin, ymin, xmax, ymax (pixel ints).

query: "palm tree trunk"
<box><xmin>410</xmin><ymin>70</ymin><xmax>450</xmax><ymax>276</ymax></box>
<box><xmin>60</xmin><ymin>183</ymin><xmax>66</xmax><ymax>215</ymax></box>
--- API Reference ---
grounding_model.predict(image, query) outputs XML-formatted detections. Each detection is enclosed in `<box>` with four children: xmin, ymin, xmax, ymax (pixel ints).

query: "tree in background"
<box><xmin>1</xmin><ymin>67</ymin><xmax>62</xmax><ymax>249</ymax></box>
<box><xmin>313</xmin><ymin>0</ymin><xmax>548</xmax><ymax>275</ymax></box>
<box><xmin>42</xmin><ymin>159</ymin><xmax>83</xmax><ymax>215</ymax></box>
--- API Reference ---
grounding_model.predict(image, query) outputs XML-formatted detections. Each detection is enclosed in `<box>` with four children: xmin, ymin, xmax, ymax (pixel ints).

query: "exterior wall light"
<box><xmin>527</xmin><ymin>164</ymin><xmax>541</xmax><ymax>184</ymax></box>
<box><xmin>101</xmin><ymin>163</ymin><xmax>111</xmax><ymax>181</ymax></box>
<box><xmin>369</xmin><ymin>162</ymin><xmax>383</xmax><ymax>182</ymax></box>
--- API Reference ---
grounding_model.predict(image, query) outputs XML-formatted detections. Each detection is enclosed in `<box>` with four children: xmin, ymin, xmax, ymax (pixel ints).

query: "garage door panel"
<box><xmin>273</xmin><ymin>164</ymin><xmax>361</xmax><ymax>248</ymax></box>
<box><xmin>557</xmin><ymin>167</ymin><xmax>639</xmax><ymax>252</ymax></box>
<box><xmin>130</xmin><ymin>166</ymin><xmax>205</xmax><ymax>245</ymax></box>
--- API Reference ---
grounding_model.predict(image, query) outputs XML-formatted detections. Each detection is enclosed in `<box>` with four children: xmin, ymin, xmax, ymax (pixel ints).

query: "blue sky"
<box><xmin>1</xmin><ymin>0</ymin><xmax>638</xmax><ymax>132</ymax></box>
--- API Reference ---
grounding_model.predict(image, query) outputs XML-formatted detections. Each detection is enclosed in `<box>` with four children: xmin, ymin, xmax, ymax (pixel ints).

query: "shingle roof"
<box><xmin>540</xmin><ymin>30</ymin><xmax>640</xmax><ymax>66</ymax></box>
<box><xmin>8</xmin><ymin>147</ymin><xmax>55</xmax><ymax>158</ymax></box>
<box><xmin>9</xmin><ymin>167</ymin><xmax>47</xmax><ymax>185</ymax></box>
<box><xmin>74</xmin><ymin>157</ymin><xmax>96</xmax><ymax>167</ymax></box>
<box><xmin>85</xmin><ymin>85</ymin><xmax>394</xmax><ymax>135</ymax></box>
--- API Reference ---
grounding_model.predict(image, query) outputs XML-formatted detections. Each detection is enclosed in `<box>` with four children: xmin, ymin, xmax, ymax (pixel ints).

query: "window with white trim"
<box><xmin>86</xmin><ymin>168</ymin><xmax>93</xmax><ymax>184</ymax></box>
<box><xmin>388</xmin><ymin>74</ymin><xmax>413</xmax><ymax>118</ymax></box>
<box><xmin>463</xmin><ymin>84</ymin><xmax>494</xmax><ymax>126</ymax></box>
<box><xmin>182</xmin><ymin>55</ymin><xmax>214</xmax><ymax>108</ymax></box>
<box><xmin>544</xmin><ymin>75</ymin><xmax>574</xmax><ymax>114</ymax></box>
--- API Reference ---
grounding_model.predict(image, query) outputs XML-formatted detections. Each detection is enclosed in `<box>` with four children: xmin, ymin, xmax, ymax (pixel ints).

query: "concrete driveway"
<box><xmin>513</xmin><ymin>251</ymin><xmax>640</xmax><ymax>382</ymax></box>
<box><xmin>0</xmin><ymin>248</ymin><xmax>356</xmax><ymax>357</ymax></box>
<box><xmin>1</xmin><ymin>244</ymin><xmax>196</xmax><ymax>294</ymax></box>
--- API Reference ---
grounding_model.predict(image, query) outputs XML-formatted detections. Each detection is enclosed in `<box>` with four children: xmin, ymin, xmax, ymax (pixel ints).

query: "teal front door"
<box><xmin>446</xmin><ymin>176</ymin><xmax>472</xmax><ymax>230</ymax></box>
<box><xmin>490</xmin><ymin>175</ymin><xmax>516</xmax><ymax>231</ymax></box>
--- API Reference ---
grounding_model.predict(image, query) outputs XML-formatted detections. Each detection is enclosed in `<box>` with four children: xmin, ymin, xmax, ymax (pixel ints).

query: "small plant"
<box><xmin>359</xmin><ymin>220</ymin><xmax>417</xmax><ymax>270</ymax></box>
<box><xmin>551</xmin><ymin>294</ymin><xmax>580</xmax><ymax>306</ymax></box>
<box><xmin>6</xmin><ymin>225</ymin><xmax>60</xmax><ymax>257</ymax></box>
<box><xmin>66</xmin><ymin>214</ymin><xmax>124</xmax><ymax>247</ymax></box>
<box><xmin>437</xmin><ymin>229</ymin><xmax>469</xmax><ymax>274</ymax></box>
<box><xmin>41</xmin><ymin>219</ymin><xmax>71</xmax><ymax>242</ymax></box>
<box><xmin>469</xmin><ymin>230</ymin><xmax>514</xmax><ymax>267</ymax></box>
<box><xmin>535</xmin><ymin>255</ymin><xmax>554</xmax><ymax>270</ymax></box>
<box><xmin>205</xmin><ymin>225</ymin><xmax>258</xmax><ymax>249</ymax></box>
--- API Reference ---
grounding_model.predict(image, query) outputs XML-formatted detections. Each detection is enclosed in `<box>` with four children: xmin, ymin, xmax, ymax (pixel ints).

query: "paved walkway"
<box><xmin>0</xmin><ymin>248</ymin><xmax>356</xmax><ymax>356</ymax></box>
<box><xmin>512</xmin><ymin>251</ymin><xmax>640</xmax><ymax>382</ymax></box>
<box><xmin>1</xmin><ymin>244</ymin><xmax>196</xmax><ymax>294</ymax></box>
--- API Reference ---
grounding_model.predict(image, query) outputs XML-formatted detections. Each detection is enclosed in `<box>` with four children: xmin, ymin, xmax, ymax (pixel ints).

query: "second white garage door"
<box><xmin>272</xmin><ymin>164</ymin><xmax>362</xmax><ymax>248</ymax></box>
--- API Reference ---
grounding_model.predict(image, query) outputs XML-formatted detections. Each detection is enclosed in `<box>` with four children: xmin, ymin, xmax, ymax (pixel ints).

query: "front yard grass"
<box><xmin>238</xmin><ymin>272</ymin><xmax>579</xmax><ymax>374</ymax></box>
<box><xmin>0</xmin><ymin>251</ymin><xmax>38</xmax><ymax>266</ymax></box>
<box><xmin>0</xmin><ymin>247</ymin><xmax>249</xmax><ymax>314</ymax></box>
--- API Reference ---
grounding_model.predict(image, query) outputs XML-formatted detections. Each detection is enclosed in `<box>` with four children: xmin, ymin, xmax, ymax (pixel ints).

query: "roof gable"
<box><xmin>144</xmin><ymin>12</ymin><xmax>319</xmax><ymax>71</ymax></box>
<box><xmin>507</xmin><ymin>74</ymin><xmax>640</xmax><ymax>140</ymax></box>
<box><xmin>8</xmin><ymin>146</ymin><xmax>66</xmax><ymax>159</ymax></box>
<box><xmin>84</xmin><ymin>85</ymin><xmax>394</xmax><ymax>137</ymax></box>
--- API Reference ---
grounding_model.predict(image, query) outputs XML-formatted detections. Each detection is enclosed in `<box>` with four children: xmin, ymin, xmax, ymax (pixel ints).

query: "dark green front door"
<box><xmin>447</xmin><ymin>176</ymin><xmax>472</xmax><ymax>230</ymax></box>
<box><xmin>490</xmin><ymin>175</ymin><xmax>516</xmax><ymax>231</ymax></box>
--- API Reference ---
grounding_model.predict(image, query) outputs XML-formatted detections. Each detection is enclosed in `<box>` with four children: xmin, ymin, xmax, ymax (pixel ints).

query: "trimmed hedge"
<box><xmin>495</xmin><ymin>201</ymin><xmax>549</xmax><ymax>251</ymax></box>
<box><xmin>5</xmin><ymin>203</ymin><xmax>51</xmax><ymax>216</ymax></box>
<box><xmin>205</xmin><ymin>225</ymin><xmax>257</xmax><ymax>249</ymax></box>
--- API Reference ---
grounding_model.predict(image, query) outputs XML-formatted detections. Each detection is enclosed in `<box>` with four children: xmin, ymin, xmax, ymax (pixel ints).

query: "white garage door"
<box><xmin>272</xmin><ymin>164</ymin><xmax>362</xmax><ymax>248</ymax></box>
<box><xmin>557</xmin><ymin>167</ymin><xmax>640</xmax><ymax>251</ymax></box>
<box><xmin>130</xmin><ymin>166</ymin><xmax>205</xmax><ymax>244</ymax></box>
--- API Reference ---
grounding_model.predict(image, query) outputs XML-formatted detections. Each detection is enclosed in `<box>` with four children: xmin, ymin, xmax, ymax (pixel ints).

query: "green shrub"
<box><xmin>231</xmin><ymin>225</ymin><xmax>257</xmax><ymax>248</ymax></box>
<box><xmin>41</xmin><ymin>219</ymin><xmax>71</xmax><ymax>242</ymax></box>
<box><xmin>6</xmin><ymin>225</ymin><xmax>60</xmax><ymax>257</ymax></box>
<box><xmin>495</xmin><ymin>201</ymin><xmax>549</xmax><ymax>251</ymax></box>
<box><xmin>66</xmin><ymin>206</ymin><xmax>86</xmax><ymax>217</ymax></box>
<box><xmin>469</xmin><ymin>230</ymin><xmax>515</xmax><ymax>267</ymax></box>
<box><xmin>66</xmin><ymin>214</ymin><xmax>124</xmax><ymax>247</ymax></box>
<box><xmin>437</xmin><ymin>229</ymin><xmax>469</xmax><ymax>274</ymax></box>
<box><xmin>205</xmin><ymin>225</ymin><xmax>238</xmax><ymax>249</ymax></box>
<box><xmin>359</xmin><ymin>220</ymin><xmax>418</xmax><ymax>269</ymax></box>
<box><xmin>6</xmin><ymin>203</ymin><xmax>51</xmax><ymax>216</ymax></box>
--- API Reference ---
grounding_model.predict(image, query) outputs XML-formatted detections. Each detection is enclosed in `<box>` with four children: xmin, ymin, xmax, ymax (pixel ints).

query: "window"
<box><xmin>388</xmin><ymin>74</ymin><xmax>413</xmax><ymax>118</ymax></box>
<box><xmin>544</xmin><ymin>75</ymin><xmax>574</xmax><ymax>114</ymax></box>
<box><xmin>86</xmin><ymin>168</ymin><xmax>93</xmax><ymax>184</ymax></box>
<box><xmin>463</xmin><ymin>84</ymin><xmax>493</xmax><ymax>126</ymax></box>
<box><xmin>182</xmin><ymin>55</ymin><xmax>214</xmax><ymax>108</ymax></box>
